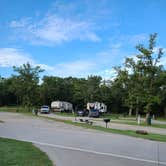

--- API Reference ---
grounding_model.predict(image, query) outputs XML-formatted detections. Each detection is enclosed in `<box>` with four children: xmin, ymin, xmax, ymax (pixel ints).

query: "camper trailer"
<box><xmin>87</xmin><ymin>102</ymin><xmax>107</xmax><ymax>117</ymax></box>
<box><xmin>51</xmin><ymin>101</ymin><xmax>73</xmax><ymax>112</ymax></box>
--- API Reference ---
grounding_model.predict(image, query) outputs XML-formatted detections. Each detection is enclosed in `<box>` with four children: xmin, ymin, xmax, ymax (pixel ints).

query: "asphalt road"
<box><xmin>0</xmin><ymin>112</ymin><xmax>166</xmax><ymax>166</ymax></box>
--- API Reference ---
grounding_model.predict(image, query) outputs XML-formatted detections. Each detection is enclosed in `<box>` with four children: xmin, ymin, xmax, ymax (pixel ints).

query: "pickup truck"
<box><xmin>40</xmin><ymin>105</ymin><xmax>50</xmax><ymax>113</ymax></box>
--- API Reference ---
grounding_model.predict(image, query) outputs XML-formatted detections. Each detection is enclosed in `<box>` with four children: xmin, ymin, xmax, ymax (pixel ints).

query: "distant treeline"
<box><xmin>0</xmin><ymin>33</ymin><xmax>166</xmax><ymax>117</ymax></box>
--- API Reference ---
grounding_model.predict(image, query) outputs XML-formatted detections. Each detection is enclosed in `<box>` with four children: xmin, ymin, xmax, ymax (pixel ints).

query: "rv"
<box><xmin>87</xmin><ymin>102</ymin><xmax>107</xmax><ymax>117</ymax></box>
<box><xmin>51</xmin><ymin>101</ymin><xmax>73</xmax><ymax>112</ymax></box>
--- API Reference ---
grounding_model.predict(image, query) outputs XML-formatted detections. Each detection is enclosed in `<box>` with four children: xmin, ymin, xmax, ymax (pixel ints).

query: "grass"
<box><xmin>0</xmin><ymin>137</ymin><xmax>53</xmax><ymax>166</ymax></box>
<box><xmin>0</xmin><ymin>120</ymin><xmax>4</xmax><ymax>123</ymax></box>
<box><xmin>54</xmin><ymin>112</ymin><xmax>75</xmax><ymax>117</ymax></box>
<box><xmin>0</xmin><ymin>106</ymin><xmax>18</xmax><ymax>112</ymax></box>
<box><xmin>157</xmin><ymin>117</ymin><xmax>166</xmax><ymax>122</ymax></box>
<box><xmin>37</xmin><ymin>115</ymin><xmax>166</xmax><ymax>142</ymax></box>
<box><xmin>111</xmin><ymin>120</ymin><xmax>166</xmax><ymax>129</ymax></box>
<box><xmin>0</xmin><ymin>106</ymin><xmax>33</xmax><ymax>113</ymax></box>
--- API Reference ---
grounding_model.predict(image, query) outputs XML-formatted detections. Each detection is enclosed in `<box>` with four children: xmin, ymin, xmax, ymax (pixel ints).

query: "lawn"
<box><xmin>0</xmin><ymin>106</ymin><xmax>18</xmax><ymax>112</ymax></box>
<box><xmin>0</xmin><ymin>106</ymin><xmax>32</xmax><ymax>113</ymax></box>
<box><xmin>0</xmin><ymin>137</ymin><xmax>53</xmax><ymax>166</ymax></box>
<box><xmin>54</xmin><ymin>111</ymin><xmax>75</xmax><ymax>117</ymax></box>
<box><xmin>111</xmin><ymin>120</ymin><xmax>166</xmax><ymax>129</ymax></box>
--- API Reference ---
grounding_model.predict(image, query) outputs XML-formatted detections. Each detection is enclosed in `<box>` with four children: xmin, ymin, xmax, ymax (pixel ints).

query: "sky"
<box><xmin>0</xmin><ymin>0</ymin><xmax>166</xmax><ymax>79</ymax></box>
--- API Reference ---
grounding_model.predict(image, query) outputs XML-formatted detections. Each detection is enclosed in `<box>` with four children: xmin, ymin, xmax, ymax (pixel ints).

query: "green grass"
<box><xmin>0</xmin><ymin>106</ymin><xmax>18</xmax><ymax>112</ymax></box>
<box><xmin>157</xmin><ymin>117</ymin><xmax>166</xmax><ymax>122</ymax></box>
<box><xmin>54</xmin><ymin>112</ymin><xmax>75</xmax><ymax>117</ymax></box>
<box><xmin>100</xmin><ymin>113</ymin><xmax>122</xmax><ymax>119</ymax></box>
<box><xmin>37</xmin><ymin>115</ymin><xmax>166</xmax><ymax>142</ymax></box>
<box><xmin>111</xmin><ymin>120</ymin><xmax>166</xmax><ymax>129</ymax></box>
<box><xmin>0</xmin><ymin>137</ymin><xmax>53</xmax><ymax>166</ymax></box>
<box><xmin>0</xmin><ymin>106</ymin><xmax>32</xmax><ymax>113</ymax></box>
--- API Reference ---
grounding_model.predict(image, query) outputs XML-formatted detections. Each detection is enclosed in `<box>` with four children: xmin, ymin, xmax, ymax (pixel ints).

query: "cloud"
<box><xmin>96</xmin><ymin>68</ymin><xmax>117</xmax><ymax>80</ymax></box>
<box><xmin>0</xmin><ymin>48</ymin><xmax>34</xmax><ymax>67</ymax></box>
<box><xmin>9</xmin><ymin>14</ymin><xmax>100</xmax><ymax>45</ymax></box>
<box><xmin>153</xmin><ymin>46</ymin><xmax>166</xmax><ymax>54</ymax></box>
<box><xmin>0</xmin><ymin>48</ymin><xmax>54</xmax><ymax>71</ymax></box>
<box><xmin>128</xmin><ymin>34</ymin><xmax>147</xmax><ymax>44</ymax></box>
<box><xmin>109</xmin><ymin>33</ymin><xmax>148</xmax><ymax>49</ymax></box>
<box><xmin>10</xmin><ymin>18</ymin><xmax>31</xmax><ymax>28</ymax></box>
<box><xmin>0</xmin><ymin>48</ymin><xmax>97</xmax><ymax>77</ymax></box>
<box><xmin>52</xmin><ymin>60</ymin><xmax>96</xmax><ymax>77</ymax></box>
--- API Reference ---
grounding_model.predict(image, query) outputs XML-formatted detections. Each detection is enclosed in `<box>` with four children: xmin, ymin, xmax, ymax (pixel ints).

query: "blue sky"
<box><xmin>0</xmin><ymin>0</ymin><xmax>166</xmax><ymax>79</ymax></box>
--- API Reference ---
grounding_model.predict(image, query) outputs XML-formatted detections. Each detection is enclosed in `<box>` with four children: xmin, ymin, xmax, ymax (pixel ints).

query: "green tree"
<box><xmin>118</xmin><ymin>33</ymin><xmax>164</xmax><ymax>123</ymax></box>
<box><xmin>12</xmin><ymin>63</ymin><xmax>44</xmax><ymax>109</ymax></box>
<box><xmin>86</xmin><ymin>75</ymin><xmax>102</xmax><ymax>102</ymax></box>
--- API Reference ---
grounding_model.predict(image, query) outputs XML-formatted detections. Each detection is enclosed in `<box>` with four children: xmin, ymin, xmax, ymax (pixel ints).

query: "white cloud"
<box><xmin>49</xmin><ymin>60</ymin><xmax>96</xmax><ymax>77</ymax></box>
<box><xmin>109</xmin><ymin>33</ymin><xmax>148</xmax><ymax>49</ymax></box>
<box><xmin>10</xmin><ymin>18</ymin><xmax>31</xmax><ymax>28</ymax></box>
<box><xmin>128</xmin><ymin>34</ymin><xmax>147</xmax><ymax>44</ymax></box>
<box><xmin>153</xmin><ymin>47</ymin><xmax>166</xmax><ymax>54</ymax></box>
<box><xmin>0</xmin><ymin>48</ymin><xmax>97</xmax><ymax>77</ymax></box>
<box><xmin>10</xmin><ymin>14</ymin><xmax>100</xmax><ymax>45</ymax></box>
<box><xmin>97</xmin><ymin>68</ymin><xmax>117</xmax><ymax>80</ymax></box>
<box><xmin>0</xmin><ymin>48</ymin><xmax>34</xmax><ymax>67</ymax></box>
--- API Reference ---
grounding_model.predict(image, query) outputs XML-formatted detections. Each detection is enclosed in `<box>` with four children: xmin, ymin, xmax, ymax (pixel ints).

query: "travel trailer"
<box><xmin>51</xmin><ymin>101</ymin><xmax>73</xmax><ymax>112</ymax></box>
<box><xmin>87</xmin><ymin>102</ymin><xmax>107</xmax><ymax>117</ymax></box>
<box><xmin>87</xmin><ymin>102</ymin><xmax>107</xmax><ymax>113</ymax></box>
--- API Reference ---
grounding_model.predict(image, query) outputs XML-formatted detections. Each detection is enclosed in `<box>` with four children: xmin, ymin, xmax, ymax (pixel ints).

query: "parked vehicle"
<box><xmin>40</xmin><ymin>105</ymin><xmax>50</xmax><ymax>114</ymax></box>
<box><xmin>51</xmin><ymin>101</ymin><xmax>73</xmax><ymax>112</ymax></box>
<box><xmin>87</xmin><ymin>102</ymin><xmax>107</xmax><ymax>113</ymax></box>
<box><xmin>87</xmin><ymin>102</ymin><xmax>107</xmax><ymax>117</ymax></box>
<box><xmin>77</xmin><ymin>109</ymin><xmax>89</xmax><ymax>116</ymax></box>
<box><xmin>88</xmin><ymin>109</ymin><xmax>99</xmax><ymax>118</ymax></box>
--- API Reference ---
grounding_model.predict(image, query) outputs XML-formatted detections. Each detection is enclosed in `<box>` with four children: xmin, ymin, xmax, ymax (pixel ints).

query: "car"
<box><xmin>77</xmin><ymin>110</ymin><xmax>85</xmax><ymax>116</ymax></box>
<box><xmin>40</xmin><ymin>105</ymin><xmax>50</xmax><ymax>113</ymax></box>
<box><xmin>88</xmin><ymin>109</ymin><xmax>99</xmax><ymax>118</ymax></box>
<box><xmin>77</xmin><ymin>109</ymin><xmax>89</xmax><ymax>116</ymax></box>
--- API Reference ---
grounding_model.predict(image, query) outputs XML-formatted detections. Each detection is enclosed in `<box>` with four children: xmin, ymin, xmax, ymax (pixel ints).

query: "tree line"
<box><xmin>0</xmin><ymin>33</ymin><xmax>166</xmax><ymax>118</ymax></box>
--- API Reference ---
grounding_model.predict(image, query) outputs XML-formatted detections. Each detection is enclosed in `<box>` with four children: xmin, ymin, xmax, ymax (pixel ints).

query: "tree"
<box><xmin>12</xmin><ymin>63</ymin><xmax>44</xmax><ymax>109</ymax></box>
<box><xmin>0</xmin><ymin>76</ymin><xmax>17</xmax><ymax>106</ymax></box>
<box><xmin>117</xmin><ymin>33</ymin><xmax>164</xmax><ymax>123</ymax></box>
<box><xmin>86</xmin><ymin>75</ymin><xmax>102</xmax><ymax>102</ymax></box>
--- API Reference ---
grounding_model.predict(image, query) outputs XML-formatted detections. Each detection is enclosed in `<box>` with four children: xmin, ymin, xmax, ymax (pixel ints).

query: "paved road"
<box><xmin>39</xmin><ymin>113</ymin><xmax>166</xmax><ymax>135</ymax></box>
<box><xmin>0</xmin><ymin>112</ymin><xmax>166</xmax><ymax>166</ymax></box>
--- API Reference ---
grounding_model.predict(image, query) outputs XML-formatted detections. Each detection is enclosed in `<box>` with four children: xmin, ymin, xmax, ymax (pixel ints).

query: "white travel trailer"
<box><xmin>87</xmin><ymin>102</ymin><xmax>107</xmax><ymax>113</ymax></box>
<box><xmin>51</xmin><ymin>101</ymin><xmax>73</xmax><ymax>112</ymax></box>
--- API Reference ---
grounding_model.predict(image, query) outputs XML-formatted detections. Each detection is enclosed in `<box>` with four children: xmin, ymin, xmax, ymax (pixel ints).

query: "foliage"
<box><xmin>11</xmin><ymin>63</ymin><xmax>44</xmax><ymax>109</ymax></box>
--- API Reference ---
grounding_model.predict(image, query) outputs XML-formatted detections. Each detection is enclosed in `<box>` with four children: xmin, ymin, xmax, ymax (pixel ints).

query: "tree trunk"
<box><xmin>145</xmin><ymin>112</ymin><xmax>151</xmax><ymax>125</ymax></box>
<box><xmin>135</xmin><ymin>107</ymin><xmax>139</xmax><ymax>120</ymax></box>
<box><xmin>164</xmin><ymin>107</ymin><xmax>166</xmax><ymax>118</ymax></box>
<box><xmin>128</xmin><ymin>106</ymin><xmax>133</xmax><ymax>116</ymax></box>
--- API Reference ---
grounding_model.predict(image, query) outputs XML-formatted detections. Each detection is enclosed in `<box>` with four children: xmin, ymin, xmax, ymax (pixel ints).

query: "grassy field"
<box><xmin>0</xmin><ymin>137</ymin><xmax>53</xmax><ymax>166</ymax></box>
